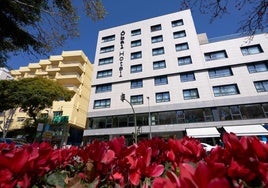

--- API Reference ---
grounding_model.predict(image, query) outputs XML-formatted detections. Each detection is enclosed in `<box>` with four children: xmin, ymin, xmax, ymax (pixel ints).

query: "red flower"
<box><xmin>167</xmin><ymin>137</ymin><xmax>204</xmax><ymax>164</ymax></box>
<box><xmin>153</xmin><ymin>177</ymin><xmax>178</xmax><ymax>188</ymax></box>
<box><xmin>101</xmin><ymin>149</ymin><xmax>115</xmax><ymax>164</ymax></box>
<box><xmin>128</xmin><ymin>147</ymin><xmax>164</xmax><ymax>186</ymax></box>
<box><xmin>228</xmin><ymin>159</ymin><xmax>256</xmax><ymax>182</ymax></box>
<box><xmin>108</xmin><ymin>136</ymin><xmax>126</xmax><ymax>156</ymax></box>
<box><xmin>129</xmin><ymin>171</ymin><xmax>141</xmax><ymax>186</ymax></box>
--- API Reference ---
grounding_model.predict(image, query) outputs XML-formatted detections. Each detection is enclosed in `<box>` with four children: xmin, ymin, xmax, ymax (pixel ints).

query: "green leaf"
<box><xmin>46</xmin><ymin>171</ymin><xmax>67</xmax><ymax>187</ymax></box>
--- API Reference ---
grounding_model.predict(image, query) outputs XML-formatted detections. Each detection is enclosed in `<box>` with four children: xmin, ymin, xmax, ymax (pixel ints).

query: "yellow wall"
<box><xmin>1</xmin><ymin>51</ymin><xmax>93</xmax><ymax>131</ymax></box>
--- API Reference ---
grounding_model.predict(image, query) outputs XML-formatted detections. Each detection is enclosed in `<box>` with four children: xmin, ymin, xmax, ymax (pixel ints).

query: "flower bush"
<box><xmin>0</xmin><ymin>133</ymin><xmax>267</xmax><ymax>187</ymax></box>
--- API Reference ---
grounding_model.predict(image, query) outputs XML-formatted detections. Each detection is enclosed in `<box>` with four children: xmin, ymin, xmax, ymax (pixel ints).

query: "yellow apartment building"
<box><xmin>1</xmin><ymin>50</ymin><xmax>93</xmax><ymax>145</ymax></box>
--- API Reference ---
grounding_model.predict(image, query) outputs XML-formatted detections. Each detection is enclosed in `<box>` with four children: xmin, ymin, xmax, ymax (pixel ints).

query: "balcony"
<box><xmin>55</xmin><ymin>73</ymin><xmax>82</xmax><ymax>85</ymax></box>
<box><xmin>35</xmin><ymin>69</ymin><xmax>48</xmax><ymax>76</ymax></box>
<box><xmin>28</xmin><ymin>63</ymin><xmax>41</xmax><ymax>69</ymax></box>
<box><xmin>18</xmin><ymin>67</ymin><xmax>30</xmax><ymax>73</ymax></box>
<box><xmin>46</xmin><ymin>65</ymin><xmax>60</xmax><ymax>72</ymax></box>
<box><xmin>59</xmin><ymin>61</ymin><xmax>84</xmax><ymax>74</ymax></box>
<box><xmin>62</xmin><ymin>51</ymin><xmax>88</xmax><ymax>63</ymax></box>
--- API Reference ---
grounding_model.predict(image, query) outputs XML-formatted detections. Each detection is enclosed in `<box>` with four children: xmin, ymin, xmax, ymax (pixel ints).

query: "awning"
<box><xmin>223</xmin><ymin>125</ymin><xmax>268</xmax><ymax>136</ymax></box>
<box><xmin>186</xmin><ymin>127</ymin><xmax>220</xmax><ymax>138</ymax></box>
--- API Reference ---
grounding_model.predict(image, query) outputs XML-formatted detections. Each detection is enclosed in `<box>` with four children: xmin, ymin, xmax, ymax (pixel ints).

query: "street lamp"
<box><xmin>147</xmin><ymin>97</ymin><xmax>152</xmax><ymax>139</ymax></box>
<box><xmin>120</xmin><ymin>93</ymin><xmax>137</xmax><ymax>144</ymax></box>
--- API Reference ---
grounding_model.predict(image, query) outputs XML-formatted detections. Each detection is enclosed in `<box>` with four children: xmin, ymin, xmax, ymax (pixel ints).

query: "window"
<box><xmin>158</xmin><ymin>111</ymin><xmax>177</xmax><ymax>124</ymax></box>
<box><xmin>213</xmin><ymin>84</ymin><xmax>240</xmax><ymax>97</ymax></box>
<box><xmin>53</xmin><ymin>111</ymin><xmax>63</xmax><ymax>117</ymax></box>
<box><xmin>154</xmin><ymin>75</ymin><xmax>168</xmax><ymax>85</ymax></box>
<box><xmin>254</xmin><ymin>80</ymin><xmax>268</xmax><ymax>92</ymax></box>
<box><xmin>151</xmin><ymin>35</ymin><xmax>163</xmax><ymax>43</ymax></box>
<box><xmin>241</xmin><ymin>44</ymin><xmax>263</xmax><ymax>55</ymax></box>
<box><xmin>156</xmin><ymin>92</ymin><xmax>170</xmax><ymax>103</ymax></box>
<box><xmin>217</xmin><ymin>107</ymin><xmax>232</xmax><ymax>120</ymax></box>
<box><xmin>131</xmin><ymin>79</ymin><xmax>143</xmax><ymax>89</ymax></box>
<box><xmin>131</xmin><ymin>64</ymin><xmax>142</xmax><ymax>73</ymax></box>
<box><xmin>131</xmin><ymin>29</ymin><xmax>141</xmax><ymax>36</ymax></box>
<box><xmin>230</xmin><ymin>106</ymin><xmax>242</xmax><ymax>120</ymax></box>
<box><xmin>204</xmin><ymin>108</ymin><xmax>214</xmax><ymax>122</ymax></box>
<box><xmin>262</xmin><ymin>103</ymin><xmax>268</xmax><ymax>117</ymax></box>
<box><xmin>94</xmin><ymin>99</ymin><xmax>111</xmax><ymax>109</ymax></box>
<box><xmin>176</xmin><ymin>110</ymin><xmax>185</xmax><ymax>123</ymax></box>
<box><xmin>240</xmin><ymin>104</ymin><xmax>265</xmax><ymax>119</ymax></box>
<box><xmin>100</xmin><ymin>45</ymin><xmax>114</xmax><ymax>53</ymax></box>
<box><xmin>178</xmin><ymin>56</ymin><xmax>192</xmax><ymax>66</ymax></box>
<box><xmin>205</xmin><ymin>50</ymin><xmax>228</xmax><ymax>61</ymax></box>
<box><xmin>172</xmin><ymin>19</ymin><xmax>183</xmax><ymax>27</ymax></box>
<box><xmin>208</xmin><ymin>67</ymin><xmax>233</xmax><ymax>78</ymax></box>
<box><xmin>102</xmin><ymin>35</ymin><xmax>115</xmax><ymax>42</ymax></box>
<box><xmin>183</xmin><ymin>88</ymin><xmax>199</xmax><ymax>100</ymax></box>
<box><xmin>97</xmin><ymin>69</ymin><xmax>112</xmax><ymax>78</ymax></box>
<box><xmin>185</xmin><ymin>109</ymin><xmax>204</xmax><ymax>122</ymax></box>
<box><xmin>131</xmin><ymin>51</ymin><xmax>142</xmax><ymax>59</ymax></box>
<box><xmin>175</xmin><ymin>42</ymin><xmax>189</xmax><ymax>51</ymax></box>
<box><xmin>17</xmin><ymin>117</ymin><xmax>25</xmax><ymax>122</ymax></box>
<box><xmin>40</xmin><ymin>113</ymin><xmax>48</xmax><ymax>119</ymax></box>
<box><xmin>131</xmin><ymin>95</ymin><xmax>143</xmax><ymax>105</ymax></box>
<box><xmin>152</xmin><ymin>47</ymin><xmax>165</xmax><ymax>56</ymax></box>
<box><xmin>131</xmin><ymin>40</ymin><xmax>141</xmax><ymax>47</ymax></box>
<box><xmin>173</xmin><ymin>30</ymin><xmax>186</xmax><ymax>39</ymax></box>
<box><xmin>180</xmin><ymin>72</ymin><xmax>195</xmax><ymax>82</ymax></box>
<box><xmin>151</xmin><ymin>24</ymin><xmax>162</xmax><ymax>32</ymax></box>
<box><xmin>153</xmin><ymin>60</ymin><xmax>166</xmax><ymax>70</ymax></box>
<box><xmin>247</xmin><ymin>61</ymin><xmax>268</xmax><ymax>73</ymax></box>
<box><xmin>96</xmin><ymin>84</ymin><xmax>112</xmax><ymax>93</ymax></box>
<box><xmin>99</xmin><ymin>57</ymin><xmax>113</xmax><ymax>65</ymax></box>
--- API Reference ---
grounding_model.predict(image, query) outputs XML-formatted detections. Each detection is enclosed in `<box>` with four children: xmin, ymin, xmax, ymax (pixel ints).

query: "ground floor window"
<box><xmin>88</xmin><ymin>102</ymin><xmax>268</xmax><ymax>129</ymax></box>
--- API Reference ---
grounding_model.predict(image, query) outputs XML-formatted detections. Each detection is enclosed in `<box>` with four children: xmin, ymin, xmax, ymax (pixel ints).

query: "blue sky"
<box><xmin>8</xmin><ymin>0</ymin><xmax>243</xmax><ymax>69</ymax></box>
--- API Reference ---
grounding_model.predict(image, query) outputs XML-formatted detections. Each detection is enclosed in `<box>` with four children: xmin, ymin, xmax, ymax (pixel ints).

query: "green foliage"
<box><xmin>0</xmin><ymin>79</ymin><xmax>18</xmax><ymax>112</ymax></box>
<box><xmin>0</xmin><ymin>0</ymin><xmax>106</xmax><ymax>66</ymax></box>
<box><xmin>46</xmin><ymin>170</ymin><xmax>68</xmax><ymax>188</ymax></box>
<box><xmin>0</xmin><ymin>77</ymin><xmax>75</xmax><ymax>125</ymax></box>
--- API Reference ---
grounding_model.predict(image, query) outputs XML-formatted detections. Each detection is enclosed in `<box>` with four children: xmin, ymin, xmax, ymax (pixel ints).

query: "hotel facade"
<box><xmin>84</xmin><ymin>10</ymin><xmax>268</xmax><ymax>142</ymax></box>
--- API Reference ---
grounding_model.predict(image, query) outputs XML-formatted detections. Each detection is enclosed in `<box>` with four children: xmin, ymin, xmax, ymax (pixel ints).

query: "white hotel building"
<box><xmin>84</xmin><ymin>10</ymin><xmax>268</xmax><ymax>143</ymax></box>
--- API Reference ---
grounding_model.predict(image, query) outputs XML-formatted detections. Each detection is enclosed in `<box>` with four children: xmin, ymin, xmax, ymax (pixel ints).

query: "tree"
<box><xmin>0</xmin><ymin>79</ymin><xmax>19</xmax><ymax>138</ymax></box>
<box><xmin>0</xmin><ymin>79</ymin><xmax>19</xmax><ymax>112</ymax></box>
<box><xmin>179</xmin><ymin>0</ymin><xmax>267</xmax><ymax>35</ymax></box>
<box><xmin>0</xmin><ymin>0</ymin><xmax>106</xmax><ymax>66</ymax></box>
<box><xmin>0</xmin><ymin>77</ymin><xmax>75</xmax><ymax>127</ymax></box>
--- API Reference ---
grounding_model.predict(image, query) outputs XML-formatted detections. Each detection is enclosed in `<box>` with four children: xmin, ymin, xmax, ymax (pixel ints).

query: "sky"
<box><xmin>7</xmin><ymin>0</ymin><xmax>243</xmax><ymax>69</ymax></box>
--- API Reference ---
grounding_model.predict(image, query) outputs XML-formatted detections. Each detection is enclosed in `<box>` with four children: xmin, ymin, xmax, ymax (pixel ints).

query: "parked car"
<box><xmin>201</xmin><ymin>143</ymin><xmax>217</xmax><ymax>153</ymax></box>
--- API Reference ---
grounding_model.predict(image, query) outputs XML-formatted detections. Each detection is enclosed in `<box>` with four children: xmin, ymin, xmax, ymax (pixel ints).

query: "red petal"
<box><xmin>0</xmin><ymin>169</ymin><xmax>13</xmax><ymax>183</ymax></box>
<box><xmin>152</xmin><ymin>177</ymin><xmax>176</xmax><ymax>188</ymax></box>
<box><xmin>166</xmin><ymin>171</ymin><xmax>181</xmax><ymax>186</ymax></box>
<box><xmin>111</xmin><ymin>172</ymin><xmax>123</xmax><ymax>180</ymax></box>
<box><xmin>207</xmin><ymin>178</ymin><xmax>231</xmax><ymax>188</ymax></box>
<box><xmin>129</xmin><ymin>171</ymin><xmax>141</xmax><ymax>186</ymax></box>
<box><xmin>195</xmin><ymin>161</ymin><xmax>211</xmax><ymax>188</ymax></box>
<box><xmin>101</xmin><ymin>149</ymin><xmax>115</xmax><ymax>164</ymax></box>
<box><xmin>146</xmin><ymin>164</ymin><xmax>164</xmax><ymax>177</ymax></box>
<box><xmin>167</xmin><ymin>150</ymin><xmax>175</xmax><ymax>161</ymax></box>
<box><xmin>179</xmin><ymin>163</ymin><xmax>195</xmax><ymax>180</ymax></box>
<box><xmin>145</xmin><ymin>147</ymin><xmax>152</xmax><ymax>167</ymax></box>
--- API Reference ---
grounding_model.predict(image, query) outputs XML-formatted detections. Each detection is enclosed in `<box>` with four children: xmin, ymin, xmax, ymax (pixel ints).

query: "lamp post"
<box><xmin>120</xmin><ymin>93</ymin><xmax>137</xmax><ymax>144</ymax></box>
<box><xmin>147</xmin><ymin>97</ymin><xmax>152</xmax><ymax>139</ymax></box>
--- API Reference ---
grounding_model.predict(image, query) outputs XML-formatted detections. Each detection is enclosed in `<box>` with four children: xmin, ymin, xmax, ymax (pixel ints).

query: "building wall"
<box><xmin>85</xmin><ymin>9</ymin><xmax>268</xmax><ymax>139</ymax></box>
<box><xmin>89</xmin><ymin>10</ymin><xmax>200</xmax><ymax>115</ymax></box>
<box><xmin>0</xmin><ymin>68</ymin><xmax>12</xmax><ymax>80</ymax></box>
<box><xmin>6</xmin><ymin>50</ymin><xmax>93</xmax><ymax>130</ymax></box>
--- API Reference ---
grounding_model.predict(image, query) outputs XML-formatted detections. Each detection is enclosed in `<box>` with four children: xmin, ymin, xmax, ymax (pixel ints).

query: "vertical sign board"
<box><xmin>119</xmin><ymin>31</ymin><xmax>125</xmax><ymax>77</ymax></box>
